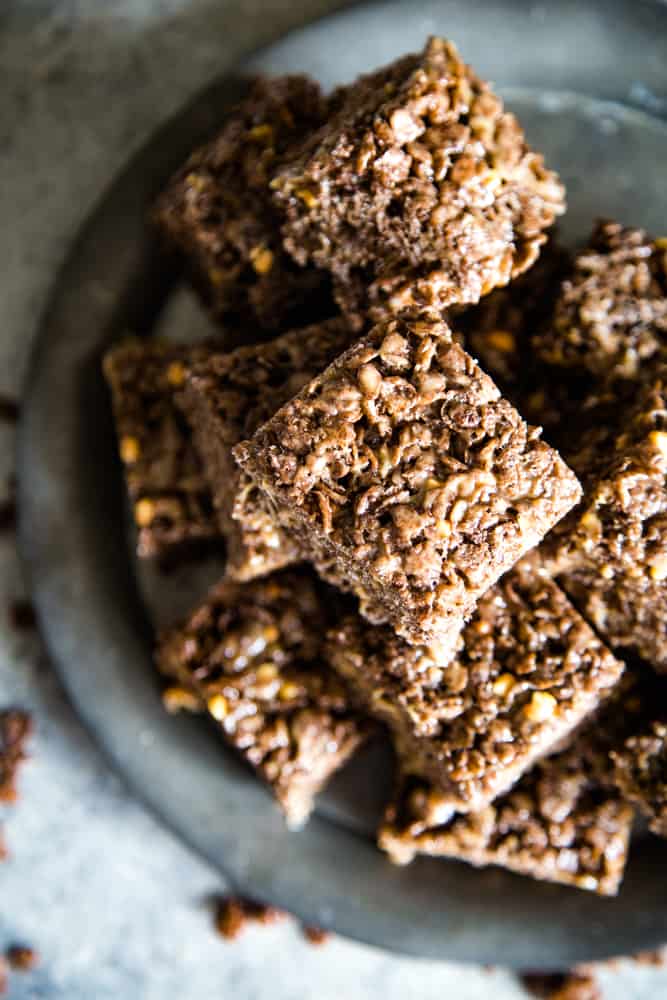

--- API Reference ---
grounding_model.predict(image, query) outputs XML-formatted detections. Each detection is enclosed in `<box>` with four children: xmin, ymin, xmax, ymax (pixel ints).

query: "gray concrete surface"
<box><xmin>1</xmin><ymin>2</ymin><xmax>666</xmax><ymax>997</ymax></box>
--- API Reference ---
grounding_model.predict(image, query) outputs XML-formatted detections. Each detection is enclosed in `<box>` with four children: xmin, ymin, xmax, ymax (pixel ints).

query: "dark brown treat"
<box><xmin>534</xmin><ymin>221</ymin><xmax>667</xmax><ymax>381</ymax></box>
<box><xmin>273</xmin><ymin>37</ymin><xmax>564</xmax><ymax>321</ymax></box>
<box><xmin>520</xmin><ymin>971</ymin><xmax>601</xmax><ymax>1000</ymax></box>
<box><xmin>301</xmin><ymin>925</ymin><xmax>330</xmax><ymax>946</ymax></box>
<box><xmin>5</xmin><ymin>946</ymin><xmax>39</xmax><ymax>972</ymax></box>
<box><xmin>0</xmin><ymin>396</ymin><xmax>19</xmax><ymax>423</ymax></box>
<box><xmin>154</xmin><ymin>75</ymin><xmax>332</xmax><ymax>332</ymax></box>
<box><xmin>611</xmin><ymin>720</ymin><xmax>667</xmax><ymax>837</ymax></box>
<box><xmin>379</xmin><ymin>693</ymin><xmax>633</xmax><ymax>894</ymax></box>
<box><xmin>554</xmin><ymin>374</ymin><xmax>667</xmax><ymax>671</ymax></box>
<box><xmin>235</xmin><ymin>315</ymin><xmax>581</xmax><ymax>645</ymax></box>
<box><xmin>8</xmin><ymin>600</ymin><xmax>36</xmax><ymax>631</ymax></box>
<box><xmin>0</xmin><ymin>710</ymin><xmax>32</xmax><ymax>803</ymax></box>
<box><xmin>103</xmin><ymin>339</ymin><xmax>221</xmax><ymax>560</ymax></box>
<box><xmin>214</xmin><ymin>895</ymin><xmax>285</xmax><ymax>939</ymax></box>
<box><xmin>178</xmin><ymin>317</ymin><xmax>355</xmax><ymax>581</ymax></box>
<box><xmin>155</xmin><ymin>571</ymin><xmax>368</xmax><ymax>827</ymax></box>
<box><xmin>327</xmin><ymin>560</ymin><xmax>623</xmax><ymax>812</ymax></box>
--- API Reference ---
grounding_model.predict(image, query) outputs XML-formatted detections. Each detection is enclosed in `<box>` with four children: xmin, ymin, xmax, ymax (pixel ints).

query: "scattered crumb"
<box><xmin>301</xmin><ymin>924</ymin><xmax>330</xmax><ymax>946</ymax></box>
<box><xmin>631</xmin><ymin>948</ymin><xmax>667</xmax><ymax>967</ymax></box>
<box><xmin>0</xmin><ymin>499</ymin><xmax>16</xmax><ymax>535</ymax></box>
<box><xmin>520</xmin><ymin>970</ymin><xmax>601</xmax><ymax>999</ymax></box>
<box><xmin>0</xmin><ymin>397</ymin><xmax>19</xmax><ymax>423</ymax></box>
<box><xmin>0</xmin><ymin>709</ymin><xmax>33</xmax><ymax>802</ymax></box>
<box><xmin>6</xmin><ymin>945</ymin><xmax>39</xmax><ymax>971</ymax></box>
<box><xmin>8</xmin><ymin>600</ymin><xmax>37</xmax><ymax>631</ymax></box>
<box><xmin>214</xmin><ymin>896</ymin><xmax>286</xmax><ymax>940</ymax></box>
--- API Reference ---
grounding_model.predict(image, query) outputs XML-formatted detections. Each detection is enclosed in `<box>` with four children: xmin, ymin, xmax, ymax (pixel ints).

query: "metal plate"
<box><xmin>19</xmin><ymin>0</ymin><xmax>667</xmax><ymax>966</ymax></box>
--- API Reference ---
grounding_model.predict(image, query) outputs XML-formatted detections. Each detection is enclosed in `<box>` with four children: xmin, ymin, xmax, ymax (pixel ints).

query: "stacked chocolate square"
<box><xmin>104</xmin><ymin>38</ymin><xmax>667</xmax><ymax>894</ymax></box>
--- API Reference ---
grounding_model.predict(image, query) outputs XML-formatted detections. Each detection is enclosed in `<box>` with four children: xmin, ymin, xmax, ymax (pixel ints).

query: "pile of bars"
<box><xmin>104</xmin><ymin>38</ymin><xmax>667</xmax><ymax>894</ymax></box>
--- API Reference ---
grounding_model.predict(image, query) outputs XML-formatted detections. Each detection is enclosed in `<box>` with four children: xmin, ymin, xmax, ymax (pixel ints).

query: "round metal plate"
<box><xmin>19</xmin><ymin>0</ymin><xmax>667</xmax><ymax>966</ymax></box>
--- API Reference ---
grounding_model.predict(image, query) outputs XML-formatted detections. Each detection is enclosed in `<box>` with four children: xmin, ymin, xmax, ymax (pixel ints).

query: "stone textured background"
<box><xmin>1</xmin><ymin>2</ymin><xmax>666</xmax><ymax>997</ymax></box>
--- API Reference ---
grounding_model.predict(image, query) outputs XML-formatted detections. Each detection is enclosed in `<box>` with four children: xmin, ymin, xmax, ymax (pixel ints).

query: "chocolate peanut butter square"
<box><xmin>273</xmin><ymin>37</ymin><xmax>564</xmax><ymax>322</ymax></box>
<box><xmin>103</xmin><ymin>338</ymin><xmax>220</xmax><ymax>560</ymax></box>
<box><xmin>178</xmin><ymin>317</ymin><xmax>355</xmax><ymax>581</ymax></box>
<box><xmin>611</xmin><ymin>720</ymin><xmax>667</xmax><ymax>838</ymax></box>
<box><xmin>234</xmin><ymin>315</ymin><xmax>582</xmax><ymax>645</ymax></box>
<box><xmin>155</xmin><ymin>571</ymin><xmax>369</xmax><ymax>828</ymax></box>
<box><xmin>325</xmin><ymin>560</ymin><xmax>624</xmax><ymax>813</ymax></box>
<box><xmin>555</xmin><ymin>374</ymin><xmax>667</xmax><ymax>672</ymax></box>
<box><xmin>378</xmin><ymin>725</ymin><xmax>633</xmax><ymax>895</ymax></box>
<box><xmin>532</xmin><ymin>221</ymin><xmax>667</xmax><ymax>382</ymax></box>
<box><xmin>154</xmin><ymin>75</ymin><xmax>332</xmax><ymax>332</ymax></box>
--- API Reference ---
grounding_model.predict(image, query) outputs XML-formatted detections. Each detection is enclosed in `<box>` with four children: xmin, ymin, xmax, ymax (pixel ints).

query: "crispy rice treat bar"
<box><xmin>611</xmin><ymin>720</ymin><xmax>667</xmax><ymax>838</ymax></box>
<box><xmin>554</xmin><ymin>375</ymin><xmax>667</xmax><ymax>672</ymax></box>
<box><xmin>325</xmin><ymin>561</ymin><xmax>623</xmax><ymax>813</ymax></box>
<box><xmin>378</xmin><ymin>724</ymin><xmax>633</xmax><ymax>895</ymax></box>
<box><xmin>155</xmin><ymin>571</ymin><xmax>368</xmax><ymax>827</ymax></box>
<box><xmin>273</xmin><ymin>37</ymin><xmax>564</xmax><ymax>322</ymax></box>
<box><xmin>533</xmin><ymin>221</ymin><xmax>667</xmax><ymax>381</ymax></box>
<box><xmin>154</xmin><ymin>75</ymin><xmax>332</xmax><ymax>331</ymax></box>
<box><xmin>178</xmin><ymin>317</ymin><xmax>355</xmax><ymax>581</ymax></box>
<box><xmin>103</xmin><ymin>339</ymin><xmax>219</xmax><ymax>559</ymax></box>
<box><xmin>234</xmin><ymin>316</ymin><xmax>581</xmax><ymax>645</ymax></box>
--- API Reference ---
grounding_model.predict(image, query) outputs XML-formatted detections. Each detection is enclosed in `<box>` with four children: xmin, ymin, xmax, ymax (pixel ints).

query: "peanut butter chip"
<box><xmin>134</xmin><ymin>498</ymin><xmax>155</xmax><ymax>527</ymax></box>
<box><xmin>185</xmin><ymin>172</ymin><xmax>206</xmax><ymax>192</ymax></box>
<box><xmin>255</xmin><ymin>663</ymin><xmax>279</xmax><ymax>683</ymax></box>
<box><xmin>247</xmin><ymin>123</ymin><xmax>274</xmax><ymax>143</ymax></box>
<box><xmin>120</xmin><ymin>435</ymin><xmax>141</xmax><ymax>464</ymax></box>
<box><xmin>250</xmin><ymin>246</ymin><xmax>274</xmax><ymax>275</ymax></box>
<box><xmin>492</xmin><ymin>673</ymin><xmax>516</xmax><ymax>697</ymax></box>
<box><xmin>166</xmin><ymin>361</ymin><xmax>186</xmax><ymax>387</ymax></box>
<box><xmin>296</xmin><ymin>188</ymin><xmax>318</xmax><ymax>209</ymax></box>
<box><xmin>524</xmin><ymin>691</ymin><xmax>557</xmax><ymax>722</ymax></box>
<box><xmin>648</xmin><ymin>430</ymin><xmax>667</xmax><ymax>460</ymax></box>
<box><xmin>208</xmin><ymin>694</ymin><xmax>229</xmax><ymax>721</ymax></box>
<box><xmin>485</xmin><ymin>329</ymin><xmax>516</xmax><ymax>353</ymax></box>
<box><xmin>650</xmin><ymin>556</ymin><xmax>667</xmax><ymax>581</ymax></box>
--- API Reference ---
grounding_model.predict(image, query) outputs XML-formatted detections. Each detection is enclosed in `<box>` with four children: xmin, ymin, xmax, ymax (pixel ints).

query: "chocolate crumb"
<box><xmin>8</xmin><ymin>601</ymin><xmax>36</xmax><ymax>631</ymax></box>
<box><xmin>0</xmin><ymin>500</ymin><xmax>16</xmax><ymax>535</ymax></box>
<box><xmin>0</xmin><ymin>710</ymin><xmax>33</xmax><ymax>802</ymax></box>
<box><xmin>0</xmin><ymin>397</ymin><xmax>19</xmax><ymax>423</ymax></box>
<box><xmin>214</xmin><ymin>895</ymin><xmax>286</xmax><ymax>940</ymax></box>
<box><xmin>520</xmin><ymin>970</ymin><xmax>601</xmax><ymax>999</ymax></box>
<box><xmin>301</xmin><ymin>925</ymin><xmax>330</xmax><ymax>946</ymax></box>
<box><xmin>632</xmin><ymin>948</ymin><xmax>667</xmax><ymax>967</ymax></box>
<box><xmin>6</xmin><ymin>945</ymin><xmax>39</xmax><ymax>971</ymax></box>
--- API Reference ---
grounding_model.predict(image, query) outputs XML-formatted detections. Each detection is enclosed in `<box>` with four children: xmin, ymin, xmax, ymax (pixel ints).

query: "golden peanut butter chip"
<box><xmin>120</xmin><ymin>435</ymin><xmax>141</xmax><ymax>464</ymax></box>
<box><xmin>208</xmin><ymin>694</ymin><xmax>229</xmax><ymax>721</ymax></box>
